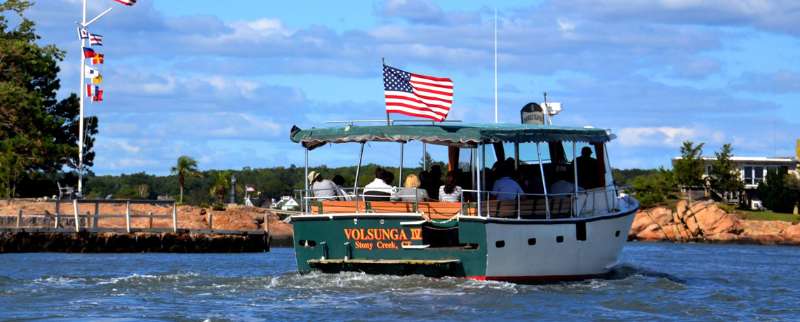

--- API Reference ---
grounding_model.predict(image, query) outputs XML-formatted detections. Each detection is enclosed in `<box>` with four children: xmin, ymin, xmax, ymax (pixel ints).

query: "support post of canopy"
<box><xmin>573</xmin><ymin>141</ymin><xmax>579</xmax><ymax>217</ymax></box>
<box><xmin>514</xmin><ymin>142</ymin><xmax>519</xmax><ymax>171</ymax></box>
<box><xmin>536</xmin><ymin>142</ymin><xmax>551</xmax><ymax>219</ymax></box>
<box><xmin>354</xmin><ymin>142</ymin><xmax>365</xmax><ymax>213</ymax></box>
<box><xmin>604</xmin><ymin>142</ymin><xmax>615</xmax><ymax>212</ymax></box>
<box><xmin>304</xmin><ymin>148</ymin><xmax>309</xmax><ymax>213</ymax></box>
<box><xmin>479</xmin><ymin>144</ymin><xmax>485</xmax><ymax>217</ymax></box>
<box><xmin>399</xmin><ymin>142</ymin><xmax>404</xmax><ymax>185</ymax></box>
<box><xmin>422</xmin><ymin>143</ymin><xmax>428</xmax><ymax>171</ymax></box>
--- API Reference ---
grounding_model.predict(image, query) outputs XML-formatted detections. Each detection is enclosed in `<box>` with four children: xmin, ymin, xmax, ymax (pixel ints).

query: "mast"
<box><xmin>493</xmin><ymin>8</ymin><xmax>498</xmax><ymax>124</ymax></box>
<box><xmin>77</xmin><ymin>0</ymin><xmax>87</xmax><ymax>196</ymax></box>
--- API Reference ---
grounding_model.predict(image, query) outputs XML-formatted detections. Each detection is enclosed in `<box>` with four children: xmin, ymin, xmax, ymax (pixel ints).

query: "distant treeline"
<box><xmin>84</xmin><ymin>164</ymin><xmax>429</xmax><ymax>207</ymax></box>
<box><xmin>78</xmin><ymin>165</ymin><xmax>652</xmax><ymax>207</ymax></box>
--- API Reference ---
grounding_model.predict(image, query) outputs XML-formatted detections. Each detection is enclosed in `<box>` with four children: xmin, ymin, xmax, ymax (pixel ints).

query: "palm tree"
<box><xmin>171</xmin><ymin>156</ymin><xmax>199</xmax><ymax>203</ymax></box>
<box><xmin>209</xmin><ymin>171</ymin><xmax>230</xmax><ymax>205</ymax></box>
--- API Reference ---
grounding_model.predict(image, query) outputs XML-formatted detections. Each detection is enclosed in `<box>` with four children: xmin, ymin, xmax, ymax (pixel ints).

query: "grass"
<box><xmin>733</xmin><ymin>209</ymin><xmax>800</xmax><ymax>224</ymax></box>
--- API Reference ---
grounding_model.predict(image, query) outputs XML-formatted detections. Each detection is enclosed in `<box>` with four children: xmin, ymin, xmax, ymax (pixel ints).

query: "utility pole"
<box><xmin>77</xmin><ymin>1</ymin><xmax>113</xmax><ymax>197</ymax></box>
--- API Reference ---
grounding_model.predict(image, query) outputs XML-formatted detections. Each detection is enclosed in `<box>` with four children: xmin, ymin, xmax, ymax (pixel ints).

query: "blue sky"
<box><xmin>26</xmin><ymin>0</ymin><xmax>800</xmax><ymax>174</ymax></box>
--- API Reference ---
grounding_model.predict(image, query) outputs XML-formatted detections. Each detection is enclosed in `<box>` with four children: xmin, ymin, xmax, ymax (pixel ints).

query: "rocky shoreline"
<box><xmin>629</xmin><ymin>200</ymin><xmax>800</xmax><ymax>245</ymax></box>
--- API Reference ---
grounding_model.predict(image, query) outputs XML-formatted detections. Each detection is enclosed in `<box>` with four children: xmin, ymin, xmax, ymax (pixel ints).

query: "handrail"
<box><xmin>295</xmin><ymin>184</ymin><xmax>623</xmax><ymax>220</ymax></box>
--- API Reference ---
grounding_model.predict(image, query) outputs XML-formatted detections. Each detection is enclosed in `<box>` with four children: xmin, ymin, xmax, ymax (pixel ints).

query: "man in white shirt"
<box><xmin>363</xmin><ymin>167</ymin><xmax>395</xmax><ymax>199</ymax></box>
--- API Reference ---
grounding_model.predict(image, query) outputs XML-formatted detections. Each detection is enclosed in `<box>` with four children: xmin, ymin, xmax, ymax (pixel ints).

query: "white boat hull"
<box><xmin>479</xmin><ymin>211</ymin><xmax>636</xmax><ymax>281</ymax></box>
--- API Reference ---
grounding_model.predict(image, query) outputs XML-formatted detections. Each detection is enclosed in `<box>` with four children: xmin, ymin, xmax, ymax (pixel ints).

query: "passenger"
<box><xmin>550</xmin><ymin>170</ymin><xmax>579</xmax><ymax>194</ymax></box>
<box><xmin>308</xmin><ymin>171</ymin><xmax>337</xmax><ymax>200</ymax></box>
<box><xmin>397</xmin><ymin>174</ymin><xmax>429</xmax><ymax>202</ymax></box>
<box><xmin>331</xmin><ymin>175</ymin><xmax>351</xmax><ymax>201</ymax></box>
<box><xmin>576</xmin><ymin>146</ymin><xmax>599</xmax><ymax>189</ymax></box>
<box><xmin>364</xmin><ymin>167</ymin><xmax>394</xmax><ymax>200</ymax></box>
<box><xmin>491</xmin><ymin>160</ymin><xmax>523</xmax><ymax>201</ymax></box>
<box><xmin>439</xmin><ymin>172</ymin><xmax>463</xmax><ymax>202</ymax></box>
<box><xmin>424</xmin><ymin>165</ymin><xmax>444</xmax><ymax>200</ymax></box>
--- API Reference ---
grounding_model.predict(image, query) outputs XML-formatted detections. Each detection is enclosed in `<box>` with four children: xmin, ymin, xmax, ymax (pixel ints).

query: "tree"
<box><xmin>630</xmin><ymin>168</ymin><xmax>677</xmax><ymax>207</ymax></box>
<box><xmin>0</xmin><ymin>0</ymin><xmax>98</xmax><ymax>197</ymax></box>
<box><xmin>209</xmin><ymin>171</ymin><xmax>231</xmax><ymax>205</ymax></box>
<box><xmin>708</xmin><ymin>143</ymin><xmax>744</xmax><ymax>198</ymax></box>
<box><xmin>758</xmin><ymin>169</ymin><xmax>800</xmax><ymax>213</ymax></box>
<box><xmin>673</xmin><ymin>141</ymin><xmax>705</xmax><ymax>189</ymax></box>
<box><xmin>170</xmin><ymin>155</ymin><xmax>199</xmax><ymax>203</ymax></box>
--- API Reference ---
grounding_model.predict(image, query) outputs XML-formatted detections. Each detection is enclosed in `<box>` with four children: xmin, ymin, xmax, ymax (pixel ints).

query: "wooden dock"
<box><xmin>0</xmin><ymin>199</ymin><xmax>271</xmax><ymax>253</ymax></box>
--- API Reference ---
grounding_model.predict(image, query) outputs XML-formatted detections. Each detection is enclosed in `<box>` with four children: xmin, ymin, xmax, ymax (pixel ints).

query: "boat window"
<box><xmin>576</xmin><ymin>222</ymin><xmax>587</xmax><ymax>241</ymax></box>
<box><xmin>556</xmin><ymin>236</ymin><xmax>564</xmax><ymax>243</ymax></box>
<box><xmin>615</xmin><ymin>230</ymin><xmax>621</xmax><ymax>237</ymax></box>
<box><xmin>527</xmin><ymin>238</ymin><xmax>537</xmax><ymax>245</ymax></box>
<box><xmin>495</xmin><ymin>240</ymin><xmax>505</xmax><ymax>248</ymax></box>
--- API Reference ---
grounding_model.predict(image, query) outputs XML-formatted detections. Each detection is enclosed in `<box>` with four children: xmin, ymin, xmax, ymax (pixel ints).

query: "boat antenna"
<box><xmin>493</xmin><ymin>8</ymin><xmax>498</xmax><ymax>124</ymax></box>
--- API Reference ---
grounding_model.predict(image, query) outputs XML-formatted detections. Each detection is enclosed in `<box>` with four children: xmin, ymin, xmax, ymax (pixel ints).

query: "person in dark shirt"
<box><xmin>575</xmin><ymin>147</ymin><xmax>598</xmax><ymax>189</ymax></box>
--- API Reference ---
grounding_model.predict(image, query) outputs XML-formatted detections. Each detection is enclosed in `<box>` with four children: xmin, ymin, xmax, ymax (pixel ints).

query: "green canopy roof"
<box><xmin>291</xmin><ymin>123</ymin><xmax>613</xmax><ymax>150</ymax></box>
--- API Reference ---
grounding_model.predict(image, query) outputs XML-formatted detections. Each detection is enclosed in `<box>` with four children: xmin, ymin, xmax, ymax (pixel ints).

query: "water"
<box><xmin>1</xmin><ymin>243</ymin><xmax>799</xmax><ymax>321</ymax></box>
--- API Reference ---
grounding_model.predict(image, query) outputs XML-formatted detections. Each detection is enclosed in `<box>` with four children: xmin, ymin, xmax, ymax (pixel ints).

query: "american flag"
<box><xmin>89</xmin><ymin>33</ymin><xmax>103</xmax><ymax>46</ymax></box>
<box><xmin>114</xmin><ymin>0</ymin><xmax>137</xmax><ymax>6</ymax></box>
<box><xmin>383</xmin><ymin>65</ymin><xmax>453</xmax><ymax>122</ymax></box>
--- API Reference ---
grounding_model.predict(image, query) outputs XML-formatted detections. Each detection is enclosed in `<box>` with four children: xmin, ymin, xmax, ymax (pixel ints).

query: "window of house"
<box><xmin>754</xmin><ymin>167</ymin><xmax>764</xmax><ymax>184</ymax></box>
<box><xmin>744</xmin><ymin>166</ymin><xmax>753</xmax><ymax>185</ymax></box>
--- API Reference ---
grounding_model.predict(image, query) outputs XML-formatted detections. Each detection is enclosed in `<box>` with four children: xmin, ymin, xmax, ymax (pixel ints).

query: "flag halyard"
<box><xmin>383</xmin><ymin>65</ymin><xmax>453</xmax><ymax>122</ymax></box>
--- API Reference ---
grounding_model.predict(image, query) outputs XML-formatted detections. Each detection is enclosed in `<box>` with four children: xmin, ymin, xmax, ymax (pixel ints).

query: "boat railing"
<box><xmin>459</xmin><ymin>186</ymin><xmax>619</xmax><ymax>219</ymax></box>
<box><xmin>295</xmin><ymin>185</ymin><xmax>621</xmax><ymax>220</ymax></box>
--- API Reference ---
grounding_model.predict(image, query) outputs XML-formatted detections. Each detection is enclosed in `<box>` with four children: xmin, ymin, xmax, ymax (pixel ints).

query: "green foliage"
<box><xmin>673</xmin><ymin>141</ymin><xmax>705</xmax><ymax>188</ymax></box>
<box><xmin>757</xmin><ymin>169</ymin><xmax>800</xmax><ymax>213</ymax></box>
<box><xmin>708</xmin><ymin>143</ymin><xmax>744</xmax><ymax>195</ymax></box>
<box><xmin>170</xmin><ymin>155</ymin><xmax>199</xmax><ymax>203</ymax></box>
<box><xmin>0</xmin><ymin>0</ymin><xmax>98</xmax><ymax>197</ymax></box>
<box><xmin>612</xmin><ymin>168</ymin><xmax>660</xmax><ymax>186</ymax></box>
<box><xmin>629</xmin><ymin>168</ymin><xmax>677</xmax><ymax>207</ymax></box>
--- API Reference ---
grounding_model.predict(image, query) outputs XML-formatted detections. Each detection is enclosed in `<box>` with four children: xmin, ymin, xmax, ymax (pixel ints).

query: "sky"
<box><xmin>23</xmin><ymin>0</ymin><xmax>800</xmax><ymax>175</ymax></box>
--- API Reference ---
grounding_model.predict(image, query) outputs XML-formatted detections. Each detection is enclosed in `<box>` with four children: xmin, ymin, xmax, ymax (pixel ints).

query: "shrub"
<box><xmin>758</xmin><ymin>169</ymin><xmax>800</xmax><ymax>213</ymax></box>
<box><xmin>630</xmin><ymin>168</ymin><xmax>677</xmax><ymax>208</ymax></box>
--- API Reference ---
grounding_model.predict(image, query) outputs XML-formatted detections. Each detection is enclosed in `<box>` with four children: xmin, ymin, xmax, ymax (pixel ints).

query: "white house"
<box><xmin>672</xmin><ymin>156</ymin><xmax>799</xmax><ymax>209</ymax></box>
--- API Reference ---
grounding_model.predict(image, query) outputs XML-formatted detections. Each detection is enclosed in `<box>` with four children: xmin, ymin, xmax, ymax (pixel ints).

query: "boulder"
<box><xmin>630</xmin><ymin>207</ymin><xmax>672</xmax><ymax>236</ymax></box>
<box><xmin>675</xmin><ymin>200</ymin><xmax>742</xmax><ymax>238</ymax></box>
<box><xmin>782</xmin><ymin>224</ymin><xmax>800</xmax><ymax>245</ymax></box>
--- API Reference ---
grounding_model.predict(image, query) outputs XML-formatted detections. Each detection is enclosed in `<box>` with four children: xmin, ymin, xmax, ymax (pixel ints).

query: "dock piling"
<box><xmin>125</xmin><ymin>201</ymin><xmax>131</xmax><ymax>233</ymax></box>
<box><xmin>171</xmin><ymin>203</ymin><xmax>178</xmax><ymax>233</ymax></box>
<box><xmin>93</xmin><ymin>202</ymin><xmax>99</xmax><ymax>228</ymax></box>
<box><xmin>16</xmin><ymin>209</ymin><xmax>22</xmax><ymax>229</ymax></box>
<box><xmin>54</xmin><ymin>199</ymin><xmax>60</xmax><ymax>228</ymax></box>
<box><xmin>72</xmin><ymin>199</ymin><xmax>79</xmax><ymax>232</ymax></box>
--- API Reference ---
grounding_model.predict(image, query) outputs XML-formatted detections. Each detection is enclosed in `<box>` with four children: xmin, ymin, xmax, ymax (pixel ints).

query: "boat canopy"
<box><xmin>290</xmin><ymin>123</ymin><xmax>614</xmax><ymax>150</ymax></box>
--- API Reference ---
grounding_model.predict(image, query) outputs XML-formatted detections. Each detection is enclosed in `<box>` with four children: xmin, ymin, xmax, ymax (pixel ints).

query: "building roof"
<box><xmin>290</xmin><ymin>123</ymin><xmax>613</xmax><ymax>150</ymax></box>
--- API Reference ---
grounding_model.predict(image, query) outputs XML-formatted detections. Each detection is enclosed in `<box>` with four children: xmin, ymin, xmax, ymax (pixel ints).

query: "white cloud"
<box><xmin>617</xmin><ymin>126</ymin><xmax>698</xmax><ymax>147</ymax></box>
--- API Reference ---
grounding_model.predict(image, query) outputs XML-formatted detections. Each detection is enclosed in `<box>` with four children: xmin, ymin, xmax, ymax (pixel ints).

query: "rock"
<box><xmin>674</xmin><ymin>200</ymin><xmax>742</xmax><ymax>239</ymax></box>
<box><xmin>782</xmin><ymin>224</ymin><xmax>800</xmax><ymax>245</ymax></box>
<box><xmin>630</xmin><ymin>207</ymin><xmax>672</xmax><ymax>236</ymax></box>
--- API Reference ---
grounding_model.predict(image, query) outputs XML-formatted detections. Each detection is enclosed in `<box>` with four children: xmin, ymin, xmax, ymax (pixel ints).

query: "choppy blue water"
<box><xmin>1</xmin><ymin>242</ymin><xmax>799</xmax><ymax>321</ymax></box>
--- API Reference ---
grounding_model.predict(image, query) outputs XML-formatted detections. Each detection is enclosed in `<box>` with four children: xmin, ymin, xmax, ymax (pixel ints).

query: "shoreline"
<box><xmin>628</xmin><ymin>200</ymin><xmax>800</xmax><ymax>246</ymax></box>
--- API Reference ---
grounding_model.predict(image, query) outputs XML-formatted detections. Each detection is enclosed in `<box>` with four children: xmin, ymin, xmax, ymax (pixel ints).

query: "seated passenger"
<box><xmin>308</xmin><ymin>171</ymin><xmax>337</xmax><ymax>200</ymax></box>
<box><xmin>550</xmin><ymin>170</ymin><xmax>579</xmax><ymax>195</ymax></box>
<box><xmin>364</xmin><ymin>167</ymin><xmax>394</xmax><ymax>200</ymax></box>
<box><xmin>438</xmin><ymin>172</ymin><xmax>463</xmax><ymax>202</ymax></box>
<box><xmin>331</xmin><ymin>175</ymin><xmax>351</xmax><ymax>201</ymax></box>
<box><xmin>422</xmin><ymin>165</ymin><xmax>444</xmax><ymax>200</ymax></box>
<box><xmin>396</xmin><ymin>174</ymin><xmax>429</xmax><ymax>202</ymax></box>
<box><xmin>491</xmin><ymin>160</ymin><xmax>523</xmax><ymax>201</ymax></box>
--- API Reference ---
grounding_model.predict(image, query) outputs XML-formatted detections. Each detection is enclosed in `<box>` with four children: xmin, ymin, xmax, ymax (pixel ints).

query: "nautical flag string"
<box><xmin>383</xmin><ymin>64</ymin><xmax>453</xmax><ymax>122</ymax></box>
<box><xmin>91</xmin><ymin>53</ymin><xmax>104</xmax><ymax>65</ymax></box>
<box><xmin>82</xmin><ymin>47</ymin><xmax>96</xmax><ymax>58</ymax></box>
<box><xmin>77</xmin><ymin>26</ymin><xmax>89</xmax><ymax>40</ymax></box>
<box><xmin>113</xmin><ymin>0</ymin><xmax>137</xmax><ymax>6</ymax></box>
<box><xmin>89</xmin><ymin>33</ymin><xmax>103</xmax><ymax>46</ymax></box>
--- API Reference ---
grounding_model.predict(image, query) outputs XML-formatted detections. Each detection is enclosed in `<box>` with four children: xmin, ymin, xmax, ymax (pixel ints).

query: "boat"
<box><xmin>288</xmin><ymin>118</ymin><xmax>639</xmax><ymax>282</ymax></box>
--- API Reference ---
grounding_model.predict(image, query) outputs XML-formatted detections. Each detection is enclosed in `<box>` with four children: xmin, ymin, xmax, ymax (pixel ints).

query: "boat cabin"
<box><xmin>290</xmin><ymin>122</ymin><xmax>620</xmax><ymax>221</ymax></box>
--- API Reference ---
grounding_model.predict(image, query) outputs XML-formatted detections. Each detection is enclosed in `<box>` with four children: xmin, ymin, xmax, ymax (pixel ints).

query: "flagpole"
<box><xmin>76</xmin><ymin>2</ymin><xmax>114</xmax><ymax>197</ymax></box>
<box><xmin>77</xmin><ymin>0</ymin><xmax>87</xmax><ymax>196</ymax></box>
<box><xmin>383</xmin><ymin>57</ymin><xmax>390</xmax><ymax>126</ymax></box>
